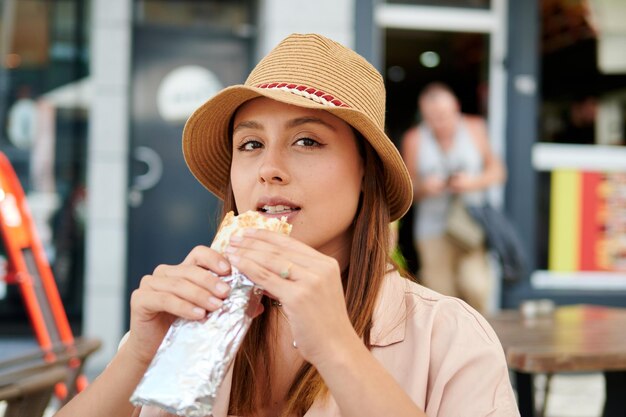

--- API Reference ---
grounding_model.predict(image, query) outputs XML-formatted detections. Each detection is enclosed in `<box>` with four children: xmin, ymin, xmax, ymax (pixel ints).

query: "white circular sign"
<box><xmin>157</xmin><ymin>65</ymin><xmax>223</xmax><ymax>123</ymax></box>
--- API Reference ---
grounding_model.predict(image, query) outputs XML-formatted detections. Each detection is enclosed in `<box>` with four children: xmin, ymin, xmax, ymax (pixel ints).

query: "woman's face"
<box><xmin>230</xmin><ymin>97</ymin><xmax>364</xmax><ymax>261</ymax></box>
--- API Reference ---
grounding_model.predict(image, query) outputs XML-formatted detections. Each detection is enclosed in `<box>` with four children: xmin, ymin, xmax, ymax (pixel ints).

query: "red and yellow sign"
<box><xmin>549</xmin><ymin>170</ymin><xmax>626</xmax><ymax>272</ymax></box>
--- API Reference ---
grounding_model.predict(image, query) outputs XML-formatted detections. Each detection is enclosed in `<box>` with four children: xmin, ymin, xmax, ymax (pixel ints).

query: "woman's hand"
<box><xmin>224</xmin><ymin>229</ymin><xmax>358</xmax><ymax>365</ymax></box>
<box><xmin>125</xmin><ymin>246</ymin><xmax>232</xmax><ymax>366</ymax></box>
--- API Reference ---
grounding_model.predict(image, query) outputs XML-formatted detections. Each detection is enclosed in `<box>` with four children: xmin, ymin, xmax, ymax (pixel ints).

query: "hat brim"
<box><xmin>182</xmin><ymin>85</ymin><xmax>412</xmax><ymax>222</ymax></box>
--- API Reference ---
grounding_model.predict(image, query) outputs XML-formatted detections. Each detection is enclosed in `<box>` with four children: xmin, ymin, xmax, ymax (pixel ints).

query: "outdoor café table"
<box><xmin>487</xmin><ymin>304</ymin><xmax>626</xmax><ymax>417</ymax></box>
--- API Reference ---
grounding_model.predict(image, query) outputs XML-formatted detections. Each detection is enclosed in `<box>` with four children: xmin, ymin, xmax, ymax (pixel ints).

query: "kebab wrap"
<box><xmin>130</xmin><ymin>210</ymin><xmax>291</xmax><ymax>416</ymax></box>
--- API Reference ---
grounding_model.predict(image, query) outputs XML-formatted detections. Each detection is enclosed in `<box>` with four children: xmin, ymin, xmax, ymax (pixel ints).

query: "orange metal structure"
<box><xmin>0</xmin><ymin>151</ymin><xmax>87</xmax><ymax>400</ymax></box>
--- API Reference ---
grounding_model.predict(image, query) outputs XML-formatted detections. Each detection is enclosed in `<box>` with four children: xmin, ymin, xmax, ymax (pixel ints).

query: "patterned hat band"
<box><xmin>256</xmin><ymin>83</ymin><xmax>350</xmax><ymax>108</ymax></box>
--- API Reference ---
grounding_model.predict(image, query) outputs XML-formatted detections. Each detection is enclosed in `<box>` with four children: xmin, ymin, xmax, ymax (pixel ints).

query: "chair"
<box><xmin>0</xmin><ymin>337</ymin><xmax>102</xmax><ymax>416</ymax></box>
<box><xmin>0</xmin><ymin>363</ymin><xmax>67</xmax><ymax>417</ymax></box>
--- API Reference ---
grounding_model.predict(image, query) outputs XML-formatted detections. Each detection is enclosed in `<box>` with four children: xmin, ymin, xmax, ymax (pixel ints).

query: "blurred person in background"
<box><xmin>401</xmin><ymin>82</ymin><xmax>506</xmax><ymax>313</ymax></box>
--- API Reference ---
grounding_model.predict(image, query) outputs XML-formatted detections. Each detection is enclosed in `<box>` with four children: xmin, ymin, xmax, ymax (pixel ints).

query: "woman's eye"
<box><xmin>295</xmin><ymin>137</ymin><xmax>321</xmax><ymax>147</ymax></box>
<box><xmin>237</xmin><ymin>140</ymin><xmax>263</xmax><ymax>151</ymax></box>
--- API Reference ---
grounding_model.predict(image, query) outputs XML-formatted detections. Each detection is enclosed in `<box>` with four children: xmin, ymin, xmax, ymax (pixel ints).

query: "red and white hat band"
<box><xmin>256</xmin><ymin>82</ymin><xmax>350</xmax><ymax>108</ymax></box>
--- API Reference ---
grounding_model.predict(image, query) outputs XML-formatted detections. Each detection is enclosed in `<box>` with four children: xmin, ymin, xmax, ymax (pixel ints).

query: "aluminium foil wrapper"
<box><xmin>130</xmin><ymin>268</ymin><xmax>262</xmax><ymax>416</ymax></box>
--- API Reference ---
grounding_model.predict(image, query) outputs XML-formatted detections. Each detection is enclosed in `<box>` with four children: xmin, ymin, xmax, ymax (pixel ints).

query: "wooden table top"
<box><xmin>487</xmin><ymin>304</ymin><xmax>626</xmax><ymax>373</ymax></box>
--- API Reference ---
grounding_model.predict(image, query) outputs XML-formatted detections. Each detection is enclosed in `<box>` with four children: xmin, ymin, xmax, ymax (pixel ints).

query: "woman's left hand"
<box><xmin>226</xmin><ymin>228</ymin><xmax>427</xmax><ymax>417</ymax></box>
<box><xmin>224</xmin><ymin>228</ymin><xmax>357</xmax><ymax>364</ymax></box>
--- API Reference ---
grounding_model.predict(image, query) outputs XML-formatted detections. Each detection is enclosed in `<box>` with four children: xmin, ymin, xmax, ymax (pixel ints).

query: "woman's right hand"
<box><xmin>124</xmin><ymin>246</ymin><xmax>232</xmax><ymax>366</ymax></box>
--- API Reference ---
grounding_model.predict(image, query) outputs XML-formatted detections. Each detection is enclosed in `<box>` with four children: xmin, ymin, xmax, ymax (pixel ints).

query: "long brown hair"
<box><xmin>225</xmin><ymin>134</ymin><xmax>392</xmax><ymax>416</ymax></box>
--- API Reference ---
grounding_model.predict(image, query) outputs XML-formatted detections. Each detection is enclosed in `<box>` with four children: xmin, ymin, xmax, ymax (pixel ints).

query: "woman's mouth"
<box><xmin>260</xmin><ymin>205</ymin><xmax>300</xmax><ymax>215</ymax></box>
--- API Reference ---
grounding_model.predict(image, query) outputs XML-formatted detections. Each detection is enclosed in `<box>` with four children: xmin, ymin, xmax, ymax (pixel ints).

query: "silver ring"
<box><xmin>292</xmin><ymin>340</ymin><xmax>298</xmax><ymax>349</ymax></box>
<box><xmin>279</xmin><ymin>262</ymin><xmax>292</xmax><ymax>279</ymax></box>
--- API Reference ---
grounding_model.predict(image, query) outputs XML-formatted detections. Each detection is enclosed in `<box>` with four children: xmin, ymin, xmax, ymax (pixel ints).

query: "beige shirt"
<box><xmin>138</xmin><ymin>271</ymin><xmax>519</xmax><ymax>417</ymax></box>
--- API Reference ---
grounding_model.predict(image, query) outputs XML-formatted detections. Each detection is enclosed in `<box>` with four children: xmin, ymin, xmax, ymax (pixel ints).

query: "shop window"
<box><xmin>535</xmin><ymin>0</ymin><xmax>626</xmax><ymax>287</ymax></box>
<box><xmin>0</xmin><ymin>0</ymin><xmax>89</xmax><ymax>334</ymax></box>
<box><xmin>134</xmin><ymin>0</ymin><xmax>255</xmax><ymax>34</ymax></box>
<box><xmin>540</xmin><ymin>0</ymin><xmax>626</xmax><ymax>146</ymax></box>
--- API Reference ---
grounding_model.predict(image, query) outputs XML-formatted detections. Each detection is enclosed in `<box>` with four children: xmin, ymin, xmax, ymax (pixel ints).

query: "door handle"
<box><xmin>128</xmin><ymin>146</ymin><xmax>163</xmax><ymax>207</ymax></box>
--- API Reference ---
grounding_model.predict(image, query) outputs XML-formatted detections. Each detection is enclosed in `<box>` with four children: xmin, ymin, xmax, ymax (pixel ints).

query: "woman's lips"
<box><xmin>258</xmin><ymin>205</ymin><xmax>300</xmax><ymax>221</ymax></box>
<box><xmin>260</xmin><ymin>204</ymin><xmax>300</xmax><ymax>215</ymax></box>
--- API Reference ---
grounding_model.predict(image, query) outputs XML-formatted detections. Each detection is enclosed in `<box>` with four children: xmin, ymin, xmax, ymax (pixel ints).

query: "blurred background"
<box><xmin>0</xmin><ymin>0</ymin><xmax>624</xmax><ymax>376</ymax></box>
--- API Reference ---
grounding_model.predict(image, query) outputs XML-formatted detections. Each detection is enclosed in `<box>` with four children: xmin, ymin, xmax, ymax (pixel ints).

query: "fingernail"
<box><xmin>229</xmin><ymin>235</ymin><xmax>243</xmax><ymax>243</ymax></box>
<box><xmin>218</xmin><ymin>261</ymin><xmax>229</xmax><ymax>272</ymax></box>
<box><xmin>216</xmin><ymin>282</ymin><xmax>230</xmax><ymax>295</ymax></box>
<box><xmin>224</xmin><ymin>245</ymin><xmax>236</xmax><ymax>254</ymax></box>
<box><xmin>193</xmin><ymin>307</ymin><xmax>206</xmax><ymax>317</ymax></box>
<box><xmin>243</xmin><ymin>228</ymin><xmax>257</xmax><ymax>235</ymax></box>
<box><xmin>208</xmin><ymin>296</ymin><xmax>223</xmax><ymax>308</ymax></box>
<box><xmin>226</xmin><ymin>253</ymin><xmax>240</xmax><ymax>265</ymax></box>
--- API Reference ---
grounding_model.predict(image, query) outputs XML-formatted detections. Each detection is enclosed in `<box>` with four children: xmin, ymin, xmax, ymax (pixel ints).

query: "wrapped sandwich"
<box><xmin>130</xmin><ymin>210</ymin><xmax>291</xmax><ymax>416</ymax></box>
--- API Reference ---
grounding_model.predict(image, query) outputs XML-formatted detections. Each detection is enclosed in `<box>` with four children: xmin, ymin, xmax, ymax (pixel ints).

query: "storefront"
<box><xmin>372</xmin><ymin>0</ymin><xmax>626</xmax><ymax>309</ymax></box>
<box><xmin>503</xmin><ymin>0</ymin><xmax>626</xmax><ymax>307</ymax></box>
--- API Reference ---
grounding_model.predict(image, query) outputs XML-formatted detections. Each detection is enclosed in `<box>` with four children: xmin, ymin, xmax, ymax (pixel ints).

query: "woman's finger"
<box><xmin>131</xmin><ymin>287</ymin><xmax>207</xmax><ymax>321</ymax></box>
<box><xmin>181</xmin><ymin>245</ymin><xmax>231</xmax><ymax>275</ymax></box>
<box><xmin>225</xmin><ymin>247</ymin><xmax>300</xmax><ymax>282</ymax></box>
<box><xmin>140</xmin><ymin>273</ymin><xmax>224</xmax><ymax>312</ymax></box>
<box><xmin>225</xmin><ymin>247</ymin><xmax>328</xmax><ymax>309</ymax></box>
<box><xmin>228</xmin><ymin>230</ymin><xmax>329</xmax><ymax>272</ymax></box>
<box><xmin>153</xmin><ymin>264</ymin><xmax>231</xmax><ymax>299</ymax></box>
<box><xmin>234</xmin><ymin>229</ymin><xmax>314</xmax><ymax>257</ymax></box>
<box><xmin>224</xmin><ymin>250</ymin><xmax>293</xmax><ymax>296</ymax></box>
<box><xmin>224</xmin><ymin>249</ymin><xmax>289</xmax><ymax>286</ymax></box>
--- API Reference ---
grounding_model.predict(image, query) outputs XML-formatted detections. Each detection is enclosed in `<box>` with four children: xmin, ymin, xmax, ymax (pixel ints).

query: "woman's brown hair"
<box><xmin>225</xmin><ymin>132</ymin><xmax>393</xmax><ymax>417</ymax></box>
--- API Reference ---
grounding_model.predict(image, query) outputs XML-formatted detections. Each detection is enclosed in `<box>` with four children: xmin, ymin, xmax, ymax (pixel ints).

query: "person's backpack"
<box><xmin>467</xmin><ymin>205</ymin><xmax>527</xmax><ymax>283</ymax></box>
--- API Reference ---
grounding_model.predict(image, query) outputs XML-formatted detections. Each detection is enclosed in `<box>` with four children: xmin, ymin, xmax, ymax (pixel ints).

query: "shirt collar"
<box><xmin>370</xmin><ymin>269</ymin><xmax>407</xmax><ymax>347</ymax></box>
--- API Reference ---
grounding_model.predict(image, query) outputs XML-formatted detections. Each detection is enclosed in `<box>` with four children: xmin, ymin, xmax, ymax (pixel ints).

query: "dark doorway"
<box><xmin>384</xmin><ymin>28</ymin><xmax>489</xmax><ymax>278</ymax></box>
<box><xmin>384</xmin><ymin>29</ymin><xmax>489</xmax><ymax>144</ymax></box>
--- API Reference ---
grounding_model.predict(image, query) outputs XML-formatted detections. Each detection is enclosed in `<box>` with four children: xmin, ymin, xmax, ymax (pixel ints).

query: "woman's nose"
<box><xmin>258</xmin><ymin>149</ymin><xmax>290</xmax><ymax>185</ymax></box>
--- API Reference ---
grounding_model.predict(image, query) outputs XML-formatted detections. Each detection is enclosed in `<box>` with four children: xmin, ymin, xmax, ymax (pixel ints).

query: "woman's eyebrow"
<box><xmin>233</xmin><ymin>120</ymin><xmax>263</xmax><ymax>133</ymax></box>
<box><xmin>286</xmin><ymin>117</ymin><xmax>337</xmax><ymax>131</ymax></box>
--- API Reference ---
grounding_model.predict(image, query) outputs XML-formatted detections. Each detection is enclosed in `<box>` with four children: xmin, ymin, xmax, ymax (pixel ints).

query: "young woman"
<box><xmin>55</xmin><ymin>33</ymin><xmax>519</xmax><ymax>417</ymax></box>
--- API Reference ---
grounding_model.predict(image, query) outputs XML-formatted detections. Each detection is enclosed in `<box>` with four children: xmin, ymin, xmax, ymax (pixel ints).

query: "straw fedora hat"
<box><xmin>182</xmin><ymin>33</ymin><xmax>413</xmax><ymax>222</ymax></box>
